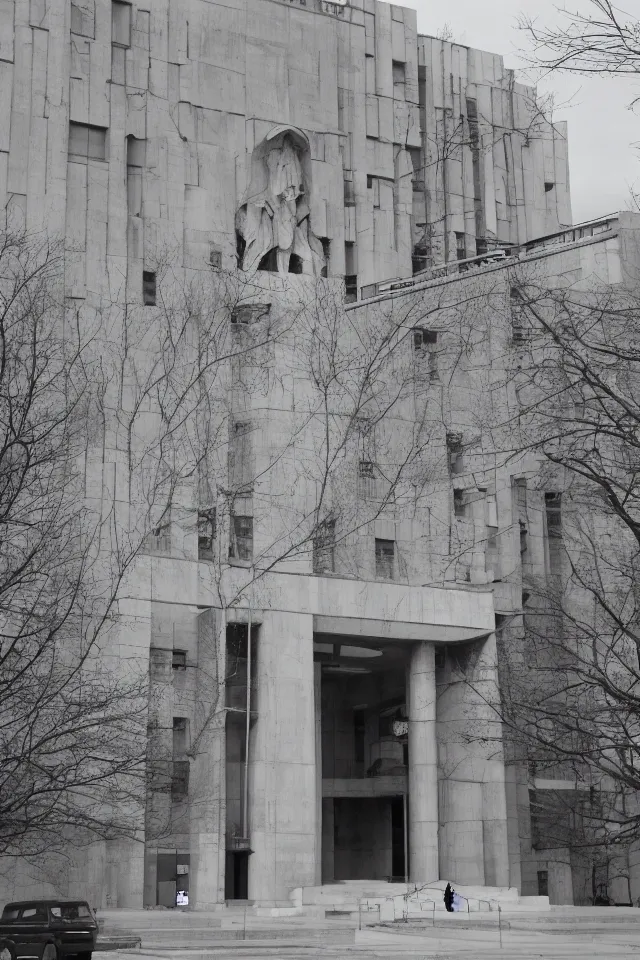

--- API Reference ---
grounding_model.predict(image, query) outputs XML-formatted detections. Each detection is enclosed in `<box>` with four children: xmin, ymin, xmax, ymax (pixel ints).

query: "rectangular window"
<box><xmin>173</xmin><ymin>717</ymin><xmax>188</xmax><ymax>758</ymax></box>
<box><xmin>171</xmin><ymin>649</ymin><xmax>187</xmax><ymax>670</ymax></box>
<box><xmin>171</xmin><ymin>760</ymin><xmax>189</xmax><ymax>798</ymax></box>
<box><xmin>68</xmin><ymin>122</ymin><xmax>107</xmax><ymax>161</ymax></box>
<box><xmin>143</xmin><ymin>270</ymin><xmax>156</xmax><ymax>306</ymax></box>
<box><xmin>407</xmin><ymin>147</ymin><xmax>423</xmax><ymax>192</ymax></box>
<box><xmin>413</xmin><ymin>328</ymin><xmax>439</xmax><ymax>381</ymax></box>
<box><xmin>446</xmin><ymin>432</ymin><xmax>464</xmax><ymax>475</ymax></box>
<box><xmin>229</xmin><ymin>515</ymin><xmax>253</xmax><ymax>561</ymax></box>
<box><xmin>354</xmin><ymin>709</ymin><xmax>365</xmax><ymax>764</ymax></box>
<box><xmin>112</xmin><ymin>0</ymin><xmax>132</xmax><ymax>47</ymax></box>
<box><xmin>510</xmin><ymin>286</ymin><xmax>529</xmax><ymax>343</ymax></box>
<box><xmin>375</xmin><ymin>538</ymin><xmax>395</xmax><ymax>579</ymax></box>
<box><xmin>344</xmin><ymin>176</ymin><xmax>356</xmax><ymax>207</ymax></box>
<box><xmin>545</xmin><ymin>492</ymin><xmax>562</xmax><ymax>575</ymax></box>
<box><xmin>198</xmin><ymin>508</ymin><xmax>216</xmax><ymax>558</ymax></box>
<box><xmin>313</xmin><ymin>518</ymin><xmax>336</xmax><ymax>574</ymax></box>
<box><xmin>392</xmin><ymin>60</ymin><xmax>406</xmax><ymax>97</ymax></box>
<box><xmin>453</xmin><ymin>489</ymin><xmax>465</xmax><ymax>518</ymax></box>
<box><xmin>455</xmin><ymin>232</ymin><xmax>466</xmax><ymax>261</ymax></box>
<box><xmin>514</xmin><ymin>477</ymin><xmax>528</xmax><ymax>553</ymax></box>
<box><xmin>537</xmin><ymin>870</ymin><xmax>549</xmax><ymax>897</ymax></box>
<box><xmin>210</xmin><ymin>245</ymin><xmax>222</xmax><ymax>269</ymax></box>
<box><xmin>229</xmin><ymin>421</ymin><xmax>252</xmax><ymax>489</ymax></box>
<box><xmin>345</xmin><ymin>274</ymin><xmax>358</xmax><ymax>304</ymax></box>
<box><xmin>145</xmin><ymin>516</ymin><xmax>171</xmax><ymax>555</ymax></box>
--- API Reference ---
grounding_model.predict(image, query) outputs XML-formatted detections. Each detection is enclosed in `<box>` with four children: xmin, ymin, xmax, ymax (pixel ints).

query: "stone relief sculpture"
<box><xmin>236</xmin><ymin>130</ymin><xmax>325</xmax><ymax>275</ymax></box>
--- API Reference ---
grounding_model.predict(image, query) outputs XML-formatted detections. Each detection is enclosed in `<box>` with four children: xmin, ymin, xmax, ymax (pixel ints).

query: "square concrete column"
<box><xmin>437</xmin><ymin>633</ymin><xmax>509</xmax><ymax>886</ymax></box>
<box><xmin>248</xmin><ymin>610</ymin><xmax>317</xmax><ymax>905</ymax></box>
<box><xmin>408</xmin><ymin>640</ymin><xmax>439</xmax><ymax>883</ymax></box>
<box><xmin>190</xmin><ymin>608</ymin><xmax>226</xmax><ymax>907</ymax></box>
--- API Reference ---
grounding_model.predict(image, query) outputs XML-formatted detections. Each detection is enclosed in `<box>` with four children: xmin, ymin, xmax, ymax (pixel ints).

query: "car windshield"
<box><xmin>1</xmin><ymin>908</ymin><xmax>19</xmax><ymax>921</ymax></box>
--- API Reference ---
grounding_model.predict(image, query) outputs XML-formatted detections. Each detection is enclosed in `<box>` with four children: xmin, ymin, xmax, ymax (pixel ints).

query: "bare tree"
<box><xmin>519</xmin><ymin>1</ymin><xmax>640</xmax><ymax>79</ymax></box>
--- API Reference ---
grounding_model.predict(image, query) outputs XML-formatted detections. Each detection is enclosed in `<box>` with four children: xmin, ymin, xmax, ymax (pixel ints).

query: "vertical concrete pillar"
<box><xmin>189</xmin><ymin>608</ymin><xmax>226</xmax><ymax>907</ymax></box>
<box><xmin>248</xmin><ymin>611</ymin><xmax>317</xmax><ymax>905</ymax></box>
<box><xmin>408</xmin><ymin>640</ymin><xmax>439</xmax><ymax>883</ymax></box>
<box><xmin>437</xmin><ymin>633</ymin><xmax>509</xmax><ymax>886</ymax></box>
<box><xmin>314</xmin><ymin>662</ymin><xmax>323</xmax><ymax>885</ymax></box>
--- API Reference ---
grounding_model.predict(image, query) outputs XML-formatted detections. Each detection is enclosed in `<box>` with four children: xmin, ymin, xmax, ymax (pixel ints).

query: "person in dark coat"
<box><xmin>444</xmin><ymin>882</ymin><xmax>454</xmax><ymax>912</ymax></box>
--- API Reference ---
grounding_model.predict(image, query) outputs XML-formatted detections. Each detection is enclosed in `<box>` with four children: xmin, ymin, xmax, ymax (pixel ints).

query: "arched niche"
<box><xmin>236</xmin><ymin>126</ymin><xmax>326</xmax><ymax>276</ymax></box>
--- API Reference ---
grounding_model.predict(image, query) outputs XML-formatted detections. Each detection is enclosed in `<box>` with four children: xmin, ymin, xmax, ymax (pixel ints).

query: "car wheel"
<box><xmin>0</xmin><ymin>943</ymin><xmax>16</xmax><ymax>960</ymax></box>
<box><xmin>41</xmin><ymin>943</ymin><xmax>58</xmax><ymax>960</ymax></box>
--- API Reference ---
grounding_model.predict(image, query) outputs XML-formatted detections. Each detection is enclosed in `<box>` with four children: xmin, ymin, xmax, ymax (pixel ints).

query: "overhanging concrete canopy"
<box><xmin>313</xmin><ymin>615</ymin><xmax>492</xmax><ymax>644</ymax></box>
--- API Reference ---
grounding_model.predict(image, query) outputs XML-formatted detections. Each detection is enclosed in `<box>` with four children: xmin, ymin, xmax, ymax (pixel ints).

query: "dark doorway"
<box><xmin>391</xmin><ymin>796</ymin><xmax>406</xmax><ymax>881</ymax></box>
<box><xmin>225</xmin><ymin>851</ymin><xmax>249</xmax><ymax>900</ymax></box>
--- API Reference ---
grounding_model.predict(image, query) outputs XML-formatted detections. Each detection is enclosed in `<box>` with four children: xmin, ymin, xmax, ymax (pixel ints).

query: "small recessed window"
<box><xmin>375</xmin><ymin>538</ymin><xmax>395</xmax><ymax>580</ymax></box>
<box><xmin>229</xmin><ymin>515</ymin><xmax>253</xmax><ymax>561</ymax></box>
<box><xmin>112</xmin><ymin>0</ymin><xmax>132</xmax><ymax>47</ymax></box>
<box><xmin>453</xmin><ymin>489</ymin><xmax>465</xmax><ymax>517</ymax></box>
<box><xmin>210</xmin><ymin>246</ymin><xmax>222</xmax><ymax>269</ymax></box>
<box><xmin>367</xmin><ymin>175</ymin><xmax>373</xmax><ymax>189</ymax></box>
<box><xmin>143</xmin><ymin>270</ymin><xmax>156</xmax><ymax>306</ymax></box>
<box><xmin>345</xmin><ymin>275</ymin><xmax>357</xmax><ymax>304</ymax></box>
<box><xmin>68</xmin><ymin>122</ymin><xmax>107</xmax><ymax>161</ymax></box>
<box><xmin>198</xmin><ymin>508</ymin><xmax>216</xmax><ymax>558</ymax></box>
<box><xmin>172</xmin><ymin>650</ymin><xmax>187</xmax><ymax>670</ymax></box>
<box><xmin>544</xmin><ymin>181</ymin><xmax>555</xmax><ymax>193</ymax></box>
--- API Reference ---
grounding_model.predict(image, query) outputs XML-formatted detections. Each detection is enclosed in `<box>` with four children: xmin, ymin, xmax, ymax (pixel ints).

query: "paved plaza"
<box><xmin>99</xmin><ymin>906</ymin><xmax>640</xmax><ymax>960</ymax></box>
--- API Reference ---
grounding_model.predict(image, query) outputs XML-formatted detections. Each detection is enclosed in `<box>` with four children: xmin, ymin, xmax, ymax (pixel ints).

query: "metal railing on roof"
<box><xmin>356</xmin><ymin>214</ymin><xmax>620</xmax><ymax>303</ymax></box>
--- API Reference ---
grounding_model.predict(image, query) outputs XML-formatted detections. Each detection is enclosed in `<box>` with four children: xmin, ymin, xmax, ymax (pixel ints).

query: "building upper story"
<box><xmin>0</xmin><ymin>0</ymin><xmax>570</xmax><ymax>305</ymax></box>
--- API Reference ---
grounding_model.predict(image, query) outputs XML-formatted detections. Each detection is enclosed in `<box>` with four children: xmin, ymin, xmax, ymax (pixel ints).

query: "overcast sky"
<box><xmin>407</xmin><ymin>0</ymin><xmax>640</xmax><ymax>224</ymax></box>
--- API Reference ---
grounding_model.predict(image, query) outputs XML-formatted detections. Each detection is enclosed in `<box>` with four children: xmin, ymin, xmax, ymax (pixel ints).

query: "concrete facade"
<box><xmin>1</xmin><ymin>0</ymin><xmax>633</xmax><ymax>914</ymax></box>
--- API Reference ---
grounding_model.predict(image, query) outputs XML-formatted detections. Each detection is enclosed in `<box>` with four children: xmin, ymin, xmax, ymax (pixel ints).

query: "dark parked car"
<box><xmin>0</xmin><ymin>900</ymin><xmax>97</xmax><ymax>960</ymax></box>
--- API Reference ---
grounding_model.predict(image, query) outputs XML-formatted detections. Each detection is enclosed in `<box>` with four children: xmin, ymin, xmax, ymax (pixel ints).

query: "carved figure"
<box><xmin>236</xmin><ymin>133</ymin><xmax>325</xmax><ymax>275</ymax></box>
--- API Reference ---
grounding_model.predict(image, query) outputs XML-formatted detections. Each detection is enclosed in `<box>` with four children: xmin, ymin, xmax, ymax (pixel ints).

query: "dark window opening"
<box><xmin>390</xmin><ymin>796</ymin><xmax>405</xmax><ymax>880</ymax></box>
<box><xmin>375</xmin><ymin>538</ymin><xmax>395</xmax><ymax>579</ymax></box>
<box><xmin>258</xmin><ymin>248</ymin><xmax>278</xmax><ymax>272</ymax></box>
<box><xmin>510</xmin><ymin>286</ymin><xmax>529</xmax><ymax>343</ymax></box>
<box><xmin>434</xmin><ymin>646</ymin><xmax>446</xmax><ymax>669</ymax></box>
<box><xmin>289</xmin><ymin>253</ymin><xmax>303</xmax><ymax>274</ymax></box>
<box><xmin>455</xmin><ymin>232</ymin><xmax>466</xmax><ymax>261</ymax></box>
<box><xmin>545</xmin><ymin>492</ymin><xmax>562</xmax><ymax>574</ymax></box>
<box><xmin>537</xmin><ymin>870</ymin><xmax>549</xmax><ymax>897</ymax></box>
<box><xmin>236</xmin><ymin>231</ymin><xmax>246</xmax><ymax>267</ymax></box>
<box><xmin>345</xmin><ymin>275</ymin><xmax>357</xmax><ymax>304</ymax></box>
<box><xmin>453</xmin><ymin>488</ymin><xmax>465</xmax><ymax>517</ymax></box>
<box><xmin>313</xmin><ymin>517</ymin><xmax>336</xmax><ymax>574</ymax></box>
<box><xmin>198</xmin><ymin>508</ymin><xmax>216</xmax><ymax>558</ymax></box>
<box><xmin>173</xmin><ymin>717</ymin><xmax>188</xmax><ymax>757</ymax></box>
<box><xmin>408</xmin><ymin>146</ymin><xmax>423</xmax><ymax>192</ymax></box>
<box><xmin>320</xmin><ymin>237</ymin><xmax>331</xmax><ymax>278</ymax></box>
<box><xmin>412</xmin><ymin>240</ymin><xmax>430</xmax><ymax>275</ymax></box>
<box><xmin>344</xmin><ymin>177</ymin><xmax>355</xmax><ymax>206</ymax></box>
<box><xmin>354</xmin><ymin>709</ymin><xmax>365</xmax><ymax>763</ymax></box>
<box><xmin>143</xmin><ymin>270</ymin><xmax>157</xmax><ymax>306</ymax></box>
<box><xmin>172</xmin><ymin>649</ymin><xmax>187</xmax><ymax>670</ymax></box>
<box><xmin>229</xmin><ymin>515</ymin><xmax>253</xmax><ymax>561</ymax></box>
<box><xmin>544</xmin><ymin>181</ymin><xmax>555</xmax><ymax>193</ymax></box>
<box><xmin>367</xmin><ymin>175</ymin><xmax>373</xmax><ymax>189</ymax></box>
<box><xmin>210</xmin><ymin>246</ymin><xmax>222</xmax><ymax>269</ymax></box>
<box><xmin>476</xmin><ymin>238</ymin><xmax>488</xmax><ymax>256</ymax></box>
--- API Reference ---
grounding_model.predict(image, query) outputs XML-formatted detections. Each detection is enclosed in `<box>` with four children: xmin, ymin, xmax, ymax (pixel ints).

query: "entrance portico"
<box><xmin>220</xmin><ymin>570</ymin><xmax>510</xmax><ymax>906</ymax></box>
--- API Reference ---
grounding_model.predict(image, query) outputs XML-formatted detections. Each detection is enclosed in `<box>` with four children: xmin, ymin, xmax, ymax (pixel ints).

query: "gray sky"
<box><xmin>408</xmin><ymin>0</ymin><xmax>640</xmax><ymax>224</ymax></box>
